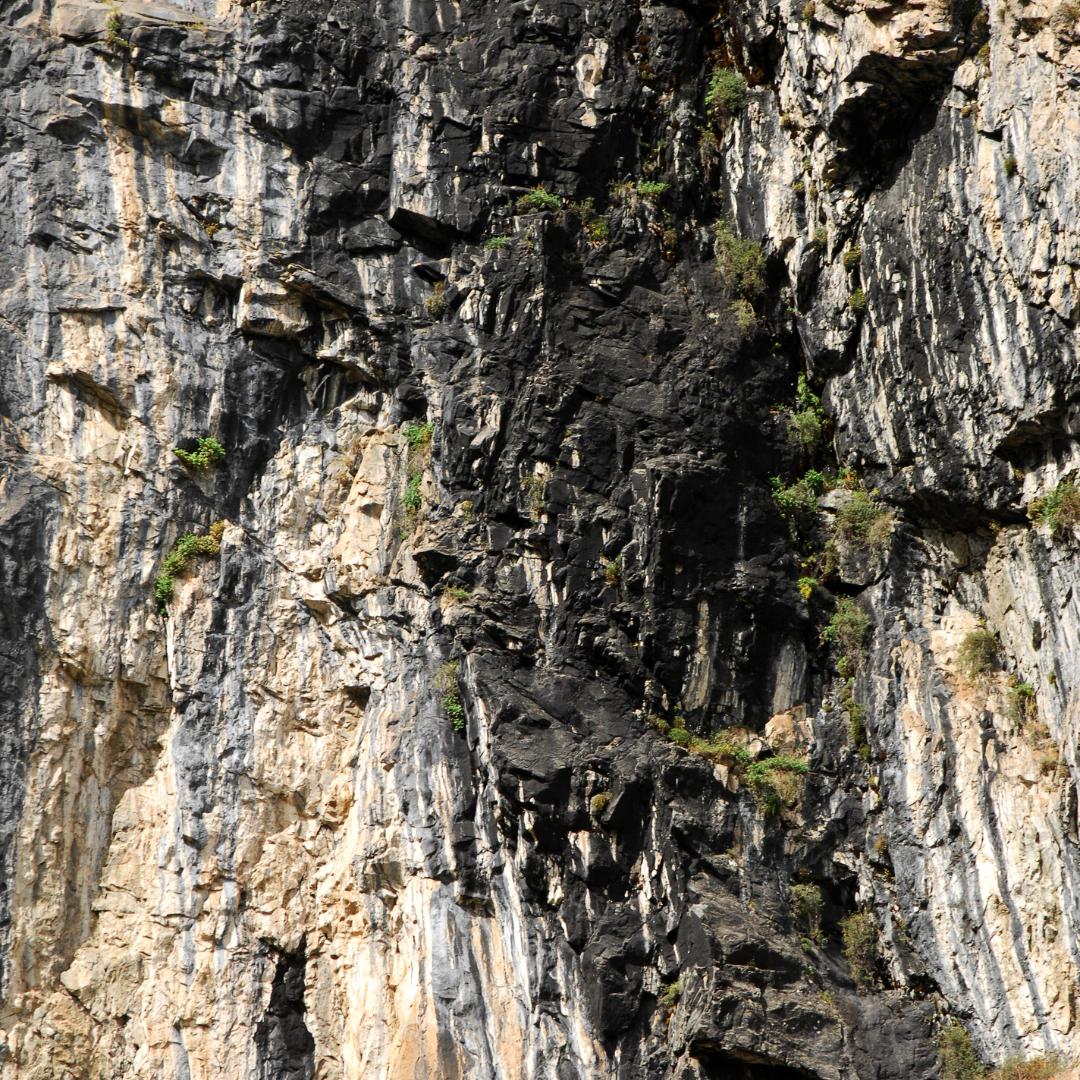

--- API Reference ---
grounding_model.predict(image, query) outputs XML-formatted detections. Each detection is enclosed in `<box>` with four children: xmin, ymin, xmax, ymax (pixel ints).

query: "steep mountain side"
<box><xmin>0</xmin><ymin>0</ymin><xmax>1077</xmax><ymax>1075</ymax></box>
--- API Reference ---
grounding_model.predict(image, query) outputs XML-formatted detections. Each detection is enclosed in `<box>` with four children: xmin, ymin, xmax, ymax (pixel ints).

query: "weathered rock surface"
<box><xmin>0</xmin><ymin>0</ymin><xmax>1077</xmax><ymax>1074</ymax></box>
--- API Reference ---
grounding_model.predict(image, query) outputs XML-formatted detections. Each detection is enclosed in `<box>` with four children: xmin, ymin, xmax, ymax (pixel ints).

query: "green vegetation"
<box><xmin>822</xmin><ymin>598</ymin><xmax>872</xmax><ymax>673</ymax></box>
<box><xmin>744</xmin><ymin>755</ymin><xmax>809</xmax><ymax>815</ymax></box>
<box><xmin>602</xmin><ymin>556</ymin><xmax>622</xmax><ymax>585</ymax></box>
<box><xmin>1007</xmin><ymin>679</ymin><xmax>1037</xmax><ymax>724</ymax></box>
<box><xmin>522</xmin><ymin>474</ymin><xmax>546</xmax><ymax>515</ymax></box>
<box><xmin>840</xmin><ymin>679</ymin><xmax>870</xmax><ymax>759</ymax></box>
<box><xmin>568</xmin><ymin>198</ymin><xmax>610</xmax><ymax>245</ymax></box>
<box><xmin>153</xmin><ymin>521</ymin><xmax>225</xmax><ymax>612</ymax></box>
<box><xmin>772</xmin><ymin>469</ymin><xmax>826</xmax><ymax>542</ymax></box>
<box><xmin>990</xmin><ymin>1057</ymin><xmax>1070</xmax><ymax>1080</ymax></box>
<box><xmin>667</xmin><ymin>725</ymin><xmax>692</xmax><ymax>747</ymax></box>
<box><xmin>714</xmin><ymin>220</ymin><xmax>765</xmax><ymax>299</ymax></box>
<box><xmin>485</xmin><ymin>235</ymin><xmax>511</xmax><ymax>251</ymax></box>
<box><xmin>939</xmin><ymin>1021</ymin><xmax>984</xmax><ymax>1080</ymax></box>
<box><xmin>1028</xmin><ymin>478</ymin><xmax>1080</xmax><ymax>537</ymax></box>
<box><xmin>834</xmin><ymin>489</ymin><xmax>894</xmax><ymax>553</ymax></box>
<box><xmin>842</xmin><ymin>246</ymin><xmax>862</xmax><ymax>271</ymax></box>
<box><xmin>173</xmin><ymin>435</ymin><xmax>226</xmax><ymax>470</ymax></box>
<box><xmin>401</xmin><ymin>421</ymin><xmax>433</xmax><ymax>529</ymax></box>
<box><xmin>436</xmin><ymin>661</ymin><xmax>466</xmax><ymax>732</ymax></box>
<box><xmin>633</xmin><ymin>180</ymin><xmax>669</xmax><ymax>199</ymax></box>
<box><xmin>848</xmin><ymin>288</ymin><xmax>867</xmax><ymax>312</ymax></box>
<box><xmin>425</xmin><ymin>281</ymin><xmax>447</xmax><ymax>318</ymax></box>
<box><xmin>590</xmin><ymin>791</ymin><xmax>612</xmax><ymax>815</ymax></box>
<box><xmin>787</xmin><ymin>374</ymin><xmax>827</xmax><ymax>454</ymax></box>
<box><xmin>731</xmin><ymin>298</ymin><xmax>757</xmax><ymax>337</ymax></box>
<box><xmin>445</xmin><ymin>585</ymin><xmax>472</xmax><ymax>602</ymax></box>
<box><xmin>797</xmin><ymin>576</ymin><xmax>817</xmax><ymax>600</ymax></box>
<box><xmin>1003</xmin><ymin>155</ymin><xmax>1018</xmax><ymax>177</ymax></box>
<box><xmin>810</xmin><ymin>226</ymin><xmax>827</xmax><ymax>250</ymax></box>
<box><xmin>840</xmin><ymin>911</ymin><xmax>878</xmax><ymax>989</ymax></box>
<box><xmin>657</xmin><ymin>977</ymin><xmax>682</xmax><ymax>1009</ymax></box>
<box><xmin>802</xmin><ymin>0</ymin><xmax>816</xmax><ymax>18</ymax></box>
<box><xmin>705</xmin><ymin>67</ymin><xmax>748</xmax><ymax>117</ymax></box>
<box><xmin>789</xmin><ymin>883</ymin><xmax>824</xmax><ymax>941</ymax></box>
<box><xmin>958</xmin><ymin>628</ymin><xmax>999</xmax><ymax>680</ymax></box>
<box><xmin>105</xmin><ymin>6</ymin><xmax>129</xmax><ymax>48</ymax></box>
<box><xmin>516</xmin><ymin>187</ymin><xmax>563</xmax><ymax>213</ymax></box>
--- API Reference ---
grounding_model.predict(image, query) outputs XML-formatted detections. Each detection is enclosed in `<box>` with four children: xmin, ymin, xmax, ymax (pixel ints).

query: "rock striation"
<box><xmin>0</xmin><ymin>0</ymin><xmax>1078</xmax><ymax>1074</ymax></box>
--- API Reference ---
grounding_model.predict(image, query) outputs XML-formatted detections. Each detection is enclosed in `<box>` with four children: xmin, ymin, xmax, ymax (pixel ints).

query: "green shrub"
<box><xmin>840</xmin><ymin>911</ymin><xmax>878</xmax><ymax>989</ymax></box>
<box><xmin>833</xmin><ymin>489</ymin><xmax>894</xmax><ymax>552</ymax></box>
<box><xmin>822</xmin><ymin>598</ymin><xmax>872</xmax><ymax>670</ymax></box>
<box><xmin>958</xmin><ymin>628</ymin><xmax>999</xmax><ymax>679</ymax></box>
<box><xmin>425</xmin><ymin>282</ymin><xmax>447</xmax><ymax>318</ymax></box>
<box><xmin>590</xmin><ymin>791</ymin><xmax>612</xmax><ymax>814</ymax></box>
<box><xmin>667</xmin><ymin>726</ymin><xmax>692</xmax><ymax>747</ymax></box>
<box><xmin>516</xmin><ymin>187</ymin><xmax>563</xmax><ymax>213</ymax></box>
<box><xmin>403</xmin><ymin>473</ymin><xmax>422</xmax><ymax>516</ymax></box>
<box><xmin>848</xmin><ymin>288</ymin><xmax>867</xmax><ymax>312</ymax></box>
<box><xmin>802</xmin><ymin>0</ymin><xmax>816</xmax><ymax>18</ymax></box>
<box><xmin>842</xmin><ymin>246</ymin><xmax>862</xmax><ymax>271</ymax></box>
<box><xmin>1006</xmin><ymin>680</ymin><xmax>1037</xmax><ymax>724</ymax></box>
<box><xmin>990</xmin><ymin>1056</ymin><xmax>1069</xmax><ymax>1080</ymax></box>
<box><xmin>634</xmin><ymin>180</ymin><xmax>669</xmax><ymax>199</ymax></box>
<box><xmin>797</xmin><ymin>576</ymin><xmax>817</xmax><ymax>600</ymax></box>
<box><xmin>1003</xmin><ymin>155</ymin><xmax>1018</xmax><ymax>177</ymax></box>
<box><xmin>657</xmin><ymin>977</ymin><xmax>682</xmax><ymax>1009</ymax></box>
<box><xmin>436</xmin><ymin>661</ymin><xmax>466</xmax><ymax>732</ymax></box>
<box><xmin>104</xmin><ymin>7</ymin><xmax>129</xmax><ymax>48</ymax></box>
<box><xmin>939</xmin><ymin>1021</ymin><xmax>984</xmax><ymax>1080</ymax></box>
<box><xmin>1028</xmin><ymin>479</ymin><xmax>1080</xmax><ymax>537</ymax></box>
<box><xmin>153</xmin><ymin>521</ymin><xmax>225</xmax><ymax>612</ymax></box>
<box><xmin>790</xmin><ymin>883</ymin><xmax>824</xmax><ymax>940</ymax></box>
<box><xmin>787</xmin><ymin>374</ymin><xmax>827</xmax><ymax>453</ymax></box>
<box><xmin>173</xmin><ymin>435</ymin><xmax>226</xmax><ymax>470</ymax></box>
<box><xmin>714</xmin><ymin>220</ymin><xmax>765</xmax><ymax>299</ymax></box>
<box><xmin>810</xmin><ymin>226</ymin><xmax>827</xmax><ymax>250</ymax></box>
<box><xmin>731</xmin><ymin>298</ymin><xmax>757</xmax><ymax>337</ymax></box>
<box><xmin>403</xmin><ymin>421</ymin><xmax>434</xmax><ymax>448</ymax></box>
<box><xmin>744</xmin><ymin>755</ymin><xmax>808</xmax><ymax>815</ymax></box>
<box><xmin>602</xmin><ymin>556</ymin><xmax>622</xmax><ymax>585</ymax></box>
<box><xmin>772</xmin><ymin>469</ymin><xmax>825</xmax><ymax>542</ymax></box>
<box><xmin>840</xmin><ymin>680</ymin><xmax>870</xmax><ymax>759</ymax></box>
<box><xmin>705</xmin><ymin>67</ymin><xmax>748</xmax><ymax>116</ymax></box>
<box><xmin>445</xmin><ymin>585</ymin><xmax>471</xmax><ymax>602</ymax></box>
<box><xmin>485</xmin><ymin>235</ymin><xmax>511</xmax><ymax>251</ymax></box>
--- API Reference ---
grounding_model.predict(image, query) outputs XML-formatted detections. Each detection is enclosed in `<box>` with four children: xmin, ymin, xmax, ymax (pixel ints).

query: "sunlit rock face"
<box><xmin>0</xmin><ymin>0</ymin><xmax>1077</xmax><ymax>1075</ymax></box>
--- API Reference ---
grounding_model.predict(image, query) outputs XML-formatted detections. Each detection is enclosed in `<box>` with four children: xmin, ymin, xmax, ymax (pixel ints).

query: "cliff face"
<box><xmin>1</xmin><ymin>0</ymin><xmax>1078</xmax><ymax>1075</ymax></box>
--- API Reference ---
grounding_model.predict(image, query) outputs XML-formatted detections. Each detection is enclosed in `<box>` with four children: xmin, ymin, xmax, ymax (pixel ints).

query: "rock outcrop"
<box><xmin>0</xmin><ymin>0</ymin><xmax>1077</xmax><ymax>1074</ymax></box>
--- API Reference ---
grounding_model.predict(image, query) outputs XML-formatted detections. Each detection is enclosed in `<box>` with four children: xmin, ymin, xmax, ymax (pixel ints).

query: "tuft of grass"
<box><xmin>173</xmin><ymin>435</ymin><xmax>226</xmax><ymax>470</ymax></box>
<box><xmin>743</xmin><ymin>755</ymin><xmax>808</xmax><ymax>815</ymax></box>
<box><xmin>401</xmin><ymin>422</ymin><xmax>433</xmax><ymax>529</ymax></box>
<box><xmin>822</xmin><ymin>598</ymin><xmax>872</xmax><ymax>672</ymax></box>
<box><xmin>958</xmin><ymin>628</ymin><xmax>999</xmax><ymax>680</ymax></box>
<box><xmin>403</xmin><ymin>421</ymin><xmax>434</xmax><ymax>448</ymax></box>
<box><xmin>833</xmin><ymin>489</ymin><xmax>894</xmax><ymax>553</ymax></box>
<box><xmin>153</xmin><ymin>521</ymin><xmax>225</xmax><ymax>612</ymax></box>
<box><xmin>802</xmin><ymin>0</ymin><xmax>817</xmax><ymax>18</ymax></box>
<box><xmin>789</xmin><ymin>883</ymin><xmax>824</xmax><ymax>941</ymax></box>
<box><xmin>990</xmin><ymin>1056</ymin><xmax>1070</xmax><ymax>1080</ymax></box>
<box><xmin>425</xmin><ymin>282</ymin><xmax>448</xmax><ymax>318</ymax></box>
<box><xmin>590</xmin><ymin>791</ymin><xmax>612</xmax><ymax>815</ymax></box>
<box><xmin>731</xmin><ymin>298</ymin><xmax>757</xmax><ymax>338</ymax></box>
<box><xmin>705</xmin><ymin>67</ymin><xmax>748</xmax><ymax>117</ymax></box>
<box><xmin>1028</xmin><ymin>479</ymin><xmax>1080</xmax><ymax>538</ymax></box>
<box><xmin>787</xmin><ymin>374</ymin><xmax>827</xmax><ymax>454</ymax></box>
<box><xmin>657</xmin><ymin>977</ymin><xmax>682</xmax><ymax>1009</ymax></box>
<box><xmin>848</xmin><ymin>288</ymin><xmax>867</xmax><ymax>312</ymax></box>
<box><xmin>516</xmin><ymin>187</ymin><xmax>563</xmax><ymax>213</ymax></box>
<box><xmin>1006</xmin><ymin>680</ymin><xmax>1037</xmax><ymax>724</ymax></box>
<box><xmin>485</xmin><ymin>235</ymin><xmax>511</xmax><ymax>251</ymax></box>
<box><xmin>568</xmin><ymin>198</ymin><xmax>610</xmax><ymax>245</ymax></box>
<box><xmin>939</xmin><ymin>1021</ymin><xmax>984</xmax><ymax>1080</ymax></box>
<box><xmin>436</xmin><ymin>661</ymin><xmax>466</xmax><ymax>732</ymax></box>
<box><xmin>840</xmin><ymin>911</ymin><xmax>878</xmax><ymax>989</ymax></box>
<box><xmin>1003</xmin><ymin>155</ymin><xmax>1018</xmax><ymax>177</ymax></box>
<box><xmin>842</xmin><ymin>246</ymin><xmax>862</xmax><ymax>271</ymax></box>
<box><xmin>602</xmin><ymin>556</ymin><xmax>622</xmax><ymax>585</ymax></box>
<box><xmin>715</xmin><ymin>220</ymin><xmax>765</xmax><ymax>299</ymax></box>
<box><xmin>772</xmin><ymin>468</ymin><xmax>826</xmax><ymax>543</ymax></box>
<box><xmin>104</xmin><ymin>6</ymin><xmax>130</xmax><ymax>49</ymax></box>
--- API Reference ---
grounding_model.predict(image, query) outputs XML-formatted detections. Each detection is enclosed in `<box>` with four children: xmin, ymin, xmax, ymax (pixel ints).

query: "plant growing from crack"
<box><xmin>436</xmin><ymin>660</ymin><xmax>466</xmax><ymax>732</ymax></box>
<box><xmin>173</xmin><ymin>435</ymin><xmax>226</xmax><ymax>470</ymax></box>
<box><xmin>153</xmin><ymin>521</ymin><xmax>225</xmax><ymax>612</ymax></box>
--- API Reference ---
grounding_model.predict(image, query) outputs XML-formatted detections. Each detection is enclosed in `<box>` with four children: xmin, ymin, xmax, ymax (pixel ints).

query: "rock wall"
<box><xmin>0</xmin><ymin>0</ymin><xmax>1078</xmax><ymax>1074</ymax></box>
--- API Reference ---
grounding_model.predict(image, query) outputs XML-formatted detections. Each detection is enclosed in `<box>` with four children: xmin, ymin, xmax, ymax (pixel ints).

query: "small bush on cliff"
<box><xmin>842</xmin><ymin>246</ymin><xmax>862</xmax><ymax>271</ymax></box>
<box><xmin>153</xmin><ymin>521</ymin><xmax>225</xmax><ymax>612</ymax></box>
<box><xmin>744</xmin><ymin>756</ymin><xmax>808</xmax><ymax>815</ymax></box>
<box><xmin>787</xmin><ymin>374</ymin><xmax>827</xmax><ymax>453</ymax></box>
<box><xmin>714</xmin><ymin>220</ymin><xmax>765</xmax><ymax>299</ymax></box>
<box><xmin>705</xmin><ymin>67</ymin><xmax>748</xmax><ymax>117</ymax></box>
<box><xmin>516</xmin><ymin>187</ymin><xmax>563</xmax><ymax>213</ymax></box>
<box><xmin>990</xmin><ymin>1056</ymin><xmax>1070</xmax><ymax>1080</ymax></box>
<box><xmin>833</xmin><ymin>489</ymin><xmax>894</xmax><ymax>553</ymax></box>
<box><xmin>822</xmin><ymin>598</ymin><xmax>872</xmax><ymax>672</ymax></box>
<box><xmin>848</xmin><ymin>288</ymin><xmax>867</xmax><ymax>312</ymax></box>
<box><xmin>840</xmin><ymin>910</ymin><xmax>878</xmax><ymax>989</ymax></box>
<box><xmin>425</xmin><ymin>282</ymin><xmax>447</xmax><ymax>318</ymax></box>
<box><xmin>1028</xmin><ymin>479</ymin><xmax>1080</xmax><ymax>538</ymax></box>
<box><xmin>401</xmin><ymin>422</ymin><xmax>433</xmax><ymax>529</ymax></box>
<box><xmin>772</xmin><ymin>469</ymin><xmax>825</xmax><ymax>541</ymax></box>
<box><xmin>657</xmin><ymin>977</ymin><xmax>682</xmax><ymax>1009</ymax></box>
<box><xmin>1006</xmin><ymin>679</ymin><xmax>1037</xmax><ymax>724</ymax></box>
<box><xmin>104</xmin><ymin>6</ymin><xmax>129</xmax><ymax>49</ymax></box>
<box><xmin>938</xmin><ymin>1021</ymin><xmax>983</xmax><ymax>1080</ymax></box>
<box><xmin>789</xmin><ymin>883</ymin><xmax>824</xmax><ymax>941</ymax></box>
<box><xmin>485</xmin><ymin>235</ymin><xmax>511</xmax><ymax>251</ymax></box>
<box><xmin>958</xmin><ymin>628</ymin><xmax>999</xmax><ymax>679</ymax></box>
<box><xmin>436</xmin><ymin>661</ymin><xmax>466</xmax><ymax>732</ymax></box>
<box><xmin>173</xmin><ymin>435</ymin><xmax>226</xmax><ymax>470</ymax></box>
<box><xmin>589</xmin><ymin>791</ymin><xmax>612</xmax><ymax>815</ymax></box>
